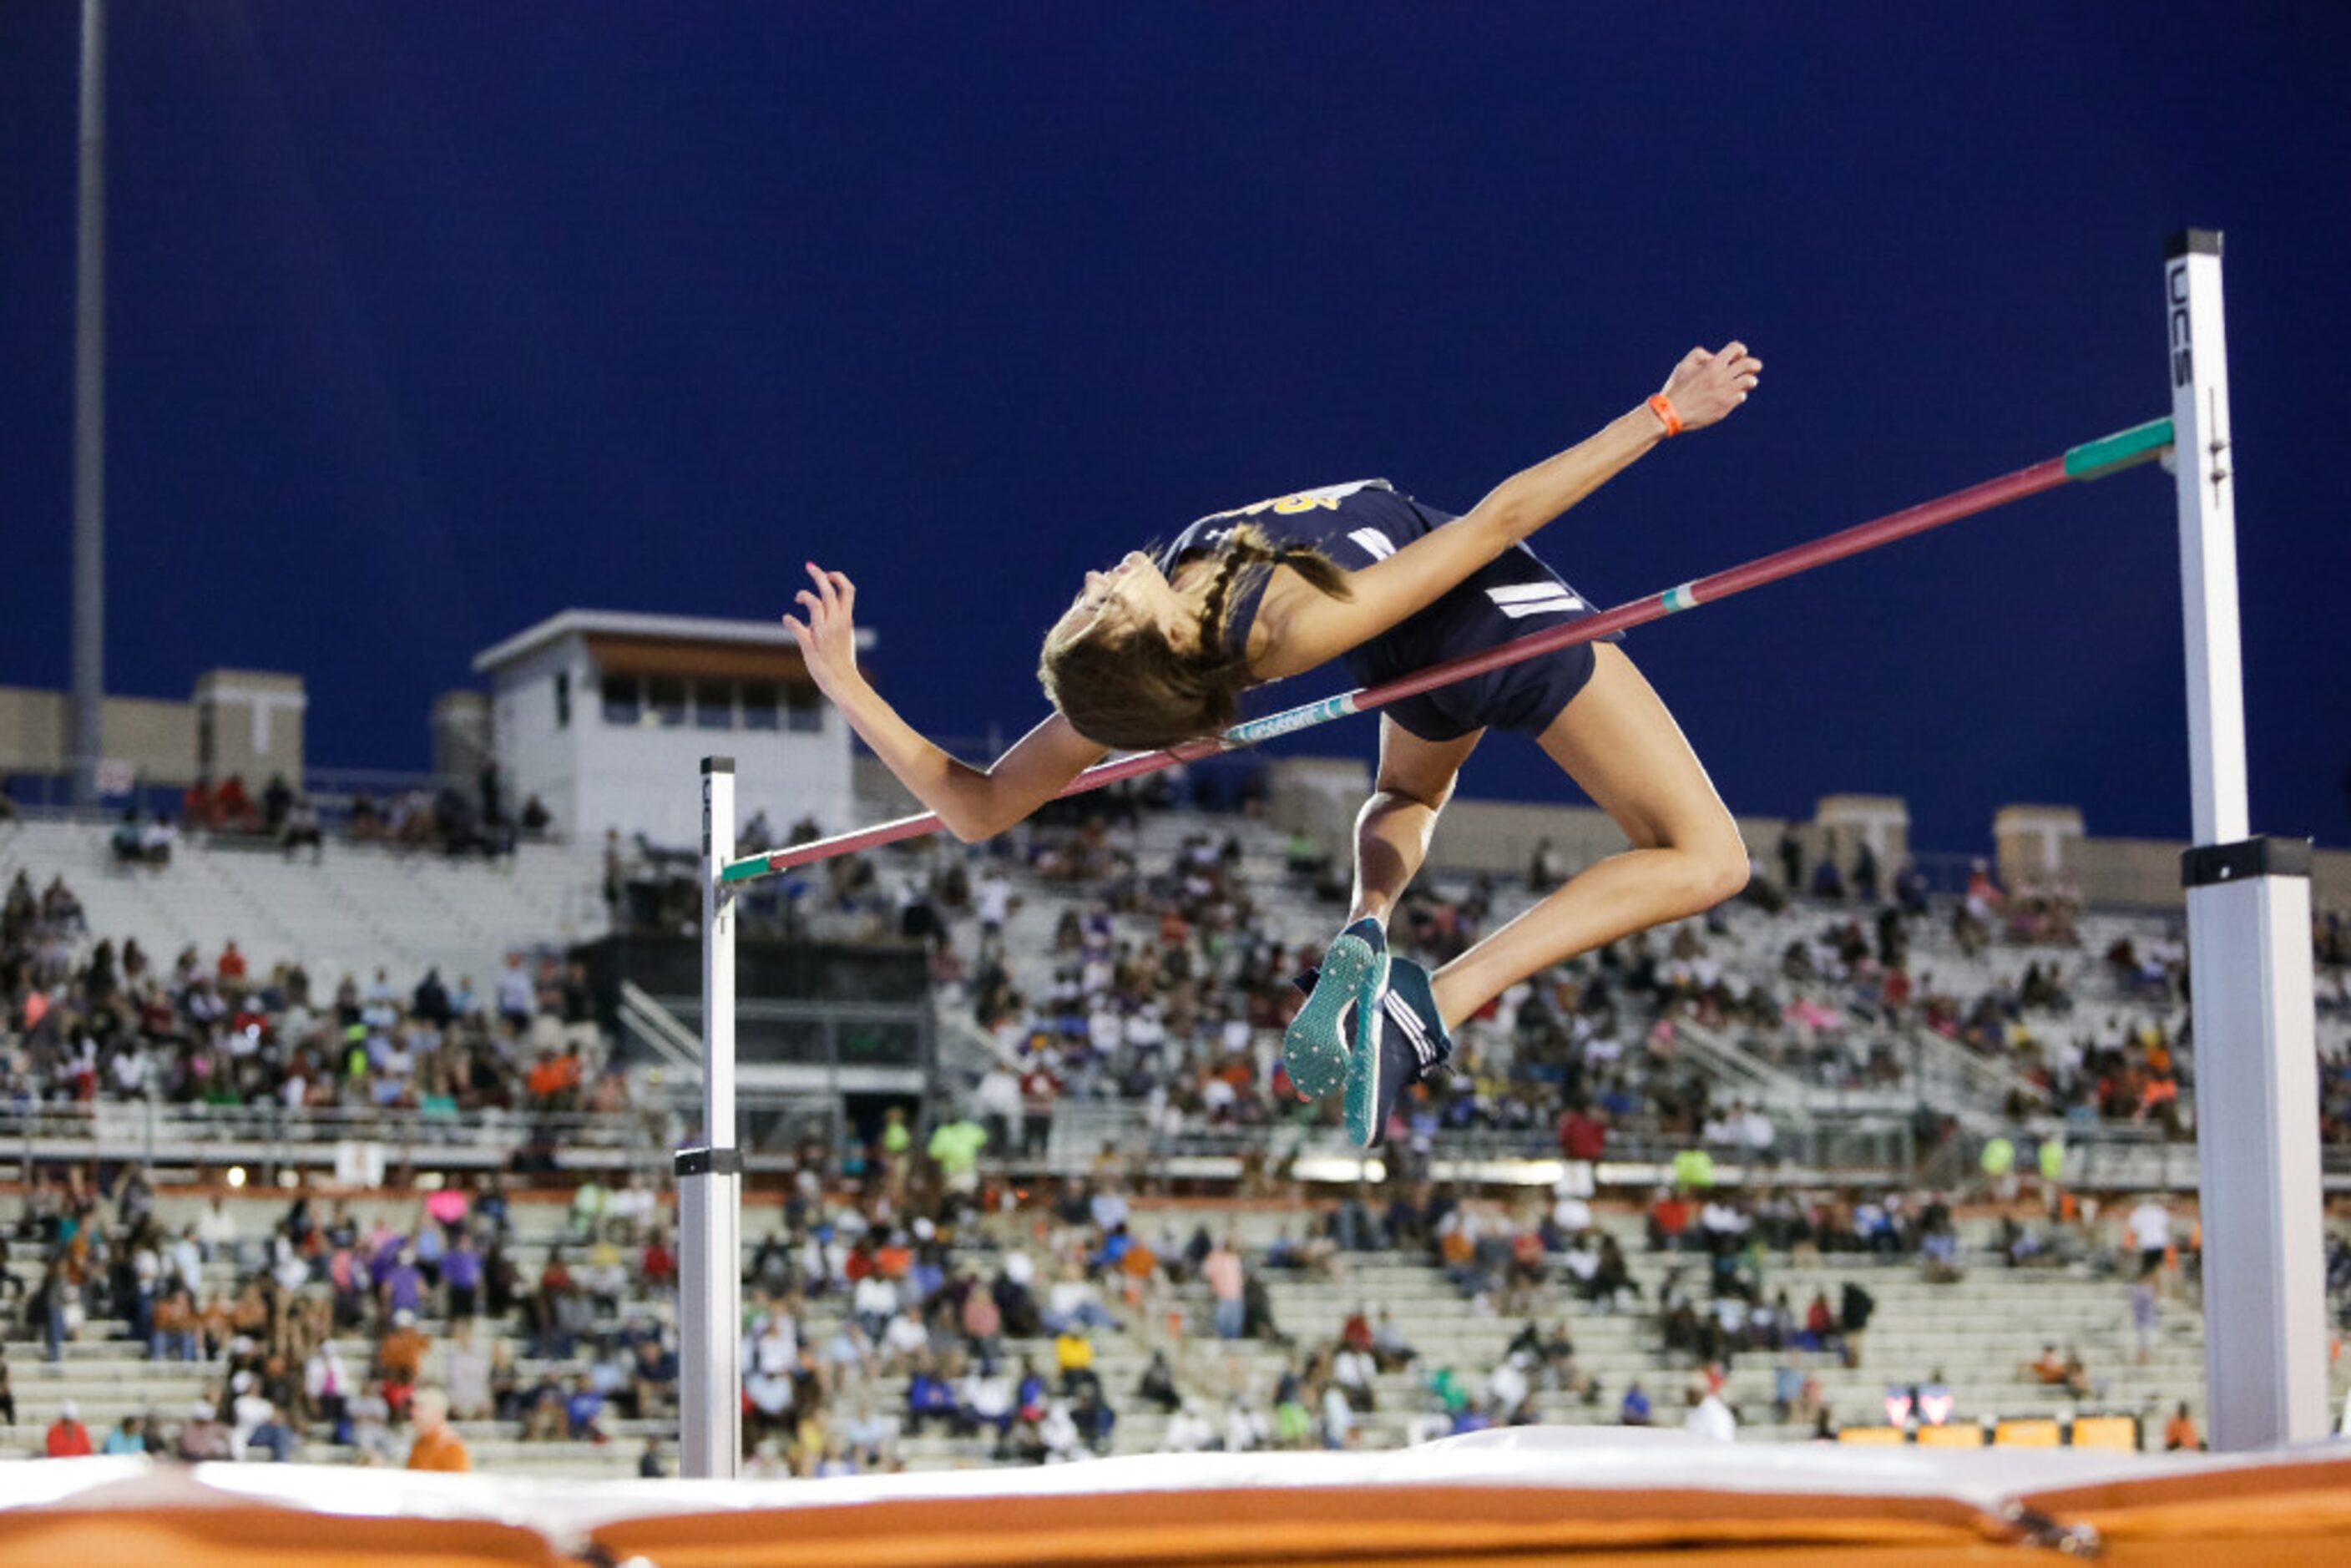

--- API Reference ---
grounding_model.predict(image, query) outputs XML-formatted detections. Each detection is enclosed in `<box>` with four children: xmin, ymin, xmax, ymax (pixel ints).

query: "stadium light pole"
<box><xmin>677</xmin><ymin>756</ymin><xmax>743</xmax><ymax>1477</ymax></box>
<box><xmin>2166</xmin><ymin>229</ymin><xmax>2328</xmax><ymax>1449</ymax></box>
<box><xmin>72</xmin><ymin>0</ymin><xmax>109</xmax><ymax>806</ymax></box>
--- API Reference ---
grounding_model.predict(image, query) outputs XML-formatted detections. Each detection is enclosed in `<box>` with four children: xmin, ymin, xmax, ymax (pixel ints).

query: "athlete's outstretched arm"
<box><xmin>784</xmin><ymin>564</ymin><xmax>1107</xmax><ymax>842</ymax></box>
<box><xmin>1255</xmin><ymin>342</ymin><xmax>1760</xmax><ymax>679</ymax></box>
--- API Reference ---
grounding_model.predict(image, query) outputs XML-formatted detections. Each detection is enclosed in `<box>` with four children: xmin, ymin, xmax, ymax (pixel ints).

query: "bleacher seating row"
<box><xmin>0</xmin><ymin>817</ymin><xmax>606</xmax><ymax>992</ymax></box>
<box><xmin>5</xmin><ymin>1191</ymin><xmax>2321</xmax><ymax>1475</ymax></box>
<box><xmin>941</xmin><ymin>806</ymin><xmax>2351</xmax><ymax>1141</ymax></box>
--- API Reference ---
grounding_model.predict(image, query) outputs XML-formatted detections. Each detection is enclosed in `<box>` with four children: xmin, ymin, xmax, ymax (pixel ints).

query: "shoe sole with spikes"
<box><xmin>1282</xmin><ymin>928</ymin><xmax>1387</xmax><ymax>1100</ymax></box>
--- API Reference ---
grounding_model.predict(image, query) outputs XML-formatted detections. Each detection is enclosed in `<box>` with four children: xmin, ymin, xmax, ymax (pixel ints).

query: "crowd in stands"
<box><xmin>1</xmin><ymin>870</ymin><xmax>639</xmax><ymax>1140</ymax></box>
<box><xmin>591</xmin><ymin>762</ymin><xmax>2351</xmax><ymax>1166</ymax></box>
<box><xmin>89</xmin><ymin>767</ymin><xmax>554</xmax><ymax>867</ymax></box>
<box><xmin>843</xmin><ymin>792</ymin><xmax>2350</xmax><ymax>1156</ymax></box>
<box><xmin>3</xmin><ymin>1102</ymin><xmax>2323</xmax><ymax>1474</ymax></box>
<box><xmin>910</xmin><ymin>822</ymin><xmax>1939</xmax><ymax>1156</ymax></box>
<box><xmin>6</xmin><ymin>1157</ymin><xmax>686</xmax><ymax>1473</ymax></box>
<box><xmin>857</xmin><ymin>1045</ymin><xmax>2323</xmax><ymax>1461</ymax></box>
<box><xmin>698</xmin><ymin>1117</ymin><xmax>2247</xmax><ymax>1469</ymax></box>
<box><xmin>77</xmin><ymin>1118</ymin><xmax>1980</xmax><ymax>1474</ymax></box>
<box><xmin>4</xmin><ymin>784</ymin><xmax>2346</xmax><ymax>1473</ymax></box>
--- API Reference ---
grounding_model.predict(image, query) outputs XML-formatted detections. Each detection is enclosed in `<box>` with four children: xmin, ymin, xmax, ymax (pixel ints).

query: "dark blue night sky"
<box><xmin>4</xmin><ymin>4</ymin><xmax>2347</xmax><ymax>852</ymax></box>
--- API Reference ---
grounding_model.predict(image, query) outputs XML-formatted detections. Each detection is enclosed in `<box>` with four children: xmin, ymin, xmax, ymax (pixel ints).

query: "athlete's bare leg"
<box><xmin>1346</xmin><ymin>721</ymin><xmax>1483</xmax><ymax>927</ymax></box>
<box><xmin>1420</xmin><ymin>644</ymin><xmax>1749</xmax><ymax>1029</ymax></box>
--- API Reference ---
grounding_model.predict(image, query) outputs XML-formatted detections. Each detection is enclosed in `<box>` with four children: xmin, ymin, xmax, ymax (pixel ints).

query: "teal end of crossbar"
<box><xmin>719</xmin><ymin>856</ymin><xmax>771</xmax><ymax>884</ymax></box>
<box><xmin>2062</xmin><ymin>417</ymin><xmax>2172</xmax><ymax>482</ymax></box>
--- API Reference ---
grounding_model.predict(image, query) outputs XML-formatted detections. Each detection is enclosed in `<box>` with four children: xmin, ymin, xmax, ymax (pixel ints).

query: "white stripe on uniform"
<box><xmin>1487</xmin><ymin>591</ymin><xmax>1583</xmax><ymax>620</ymax></box>
<box><xmin>1484</xmin><ymin>581</ymin><xmax>1584</xmax><ymax>604</ymax></box>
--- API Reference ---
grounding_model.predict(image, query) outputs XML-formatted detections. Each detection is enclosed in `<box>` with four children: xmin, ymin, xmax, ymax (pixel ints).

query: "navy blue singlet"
<box><xmin>1153</xmin><ymin>480</ymin><xmax>1618</xmax><ymax>743</ymax></box>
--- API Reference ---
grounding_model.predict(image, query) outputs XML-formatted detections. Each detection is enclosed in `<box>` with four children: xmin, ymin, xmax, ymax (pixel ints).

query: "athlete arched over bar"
<box><xmin>784</xmin><ymin>343</ymin><xmax>1762</xmax><ymax>1146</ymax></box>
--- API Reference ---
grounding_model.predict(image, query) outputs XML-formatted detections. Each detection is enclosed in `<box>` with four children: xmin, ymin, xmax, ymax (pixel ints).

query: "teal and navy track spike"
<box><xmin>1282</xmin><ymin>918</ymin><xmax>1388</xmax><ymax>1100</ymax></box>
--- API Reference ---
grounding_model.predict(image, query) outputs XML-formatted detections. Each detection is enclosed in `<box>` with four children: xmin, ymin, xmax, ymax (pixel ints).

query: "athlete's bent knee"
<box><xmin>1699</xmin><ymin>846</ymin><xmax>1751</xmax><ymax>908</ymax></box>
<box><xmin>1669</xmin><ymin>832</ymin><xmax>1748</xmax><ymax>915</ymax></box>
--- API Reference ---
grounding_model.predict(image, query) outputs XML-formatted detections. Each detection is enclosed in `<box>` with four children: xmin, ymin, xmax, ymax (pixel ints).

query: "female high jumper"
<box><xmin>784</xmin><ymin>342</ymin><xmax>1762</xmax><ymax>1147</ymax></box>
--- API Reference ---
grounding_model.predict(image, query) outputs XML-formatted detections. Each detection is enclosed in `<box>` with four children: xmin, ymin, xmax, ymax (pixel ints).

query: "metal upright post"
<box><xmin>677</xmin><ymin>756</ymin><xmax>742</xmax><ymax>1476</ymax></box>
<box><xmin>2166</xmin><ymin>229</ymin><xmax>2328</xmax><ymax>1449</ymax></box>
<box><xmin>71</xmin><ymin>0</ymin><xmax>109</xmax><ymax>806</ymax></box>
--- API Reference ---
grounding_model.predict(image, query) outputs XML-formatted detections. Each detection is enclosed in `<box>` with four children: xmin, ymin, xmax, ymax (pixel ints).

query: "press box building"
<box><xmin>472</xmin><ymin>609</ymin><xmax>868</xmax><ymax>850</ymax></box>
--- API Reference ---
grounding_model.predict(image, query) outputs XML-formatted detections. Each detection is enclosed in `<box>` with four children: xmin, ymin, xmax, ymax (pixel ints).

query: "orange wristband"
<box><xmin>1646</xmin><ymin>393</ymin><xmax>1683</xmax><ymax>437</ymax></box>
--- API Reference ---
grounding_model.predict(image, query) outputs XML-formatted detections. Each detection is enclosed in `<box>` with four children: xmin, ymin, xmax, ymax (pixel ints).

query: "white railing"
<box><xmin>0</xmin><ymin>1100</ymin><xmax>677</xmax><ymax>1170</ymax></box>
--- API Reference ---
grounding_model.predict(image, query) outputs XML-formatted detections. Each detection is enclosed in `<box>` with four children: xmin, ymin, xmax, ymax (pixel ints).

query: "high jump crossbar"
<box><xmin>720</xmin><ymin>413</ymin><xmax>2173</xmax><ymax>886</ymax></box>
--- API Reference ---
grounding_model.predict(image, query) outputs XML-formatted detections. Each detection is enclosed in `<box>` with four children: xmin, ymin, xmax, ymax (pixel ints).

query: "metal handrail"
<box><xmin>0</xmin><ymin>1100</ymin><xmax>656</xmax><ymax>1149</ymax></box>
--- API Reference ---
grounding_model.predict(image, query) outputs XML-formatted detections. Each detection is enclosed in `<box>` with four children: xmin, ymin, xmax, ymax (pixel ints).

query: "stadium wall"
<box><xmin>0</xmin><ymin>685</ymin><xmax>200</xmax><ymax>786</ymax></box>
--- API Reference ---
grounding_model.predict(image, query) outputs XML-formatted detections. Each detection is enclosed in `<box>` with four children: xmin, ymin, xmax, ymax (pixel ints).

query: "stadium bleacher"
<box><xmin>3</xmin><ymin>789</ymin><xmax>2348</xmax><ymax>1477</ymax></box>
<box><xmin>0</xmin><ymin>817</ymin><xmax>605</xmax><ymax>996</ymax></box>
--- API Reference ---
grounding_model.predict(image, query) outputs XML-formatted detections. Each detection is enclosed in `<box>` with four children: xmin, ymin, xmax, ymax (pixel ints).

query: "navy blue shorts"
<box><xmin>1342</xmin><ymin>498</ymin><xmax>1619</xmax><ymax>744</ymax></box>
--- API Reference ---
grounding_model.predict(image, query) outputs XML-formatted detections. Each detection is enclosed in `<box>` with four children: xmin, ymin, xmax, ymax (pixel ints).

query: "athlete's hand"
<box><xmin>782</xmin><ymin>562</ymin><xmax>862</xmax><ymax>699</ymax></box>
<box><xmin>1658</xmin><ymin>341</ymin><xmax>1762</xmax><ymax>432</ymax></box>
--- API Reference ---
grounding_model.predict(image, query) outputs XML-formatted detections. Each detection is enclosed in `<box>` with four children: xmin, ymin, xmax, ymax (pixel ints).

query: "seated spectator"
<box><xmin>1371</xmin><ymin>1310</ymin><xmax>1419</xmax><ymax>1373</ymax></box>
<box><xmin>1811</xmin><ymin>857</ymin><xmax>1847</xmax><ymax>900</ymax></box>
<box><xmin>178</xmin><ymin>1399</ymin><xmax>234</xmax><ymax>1461</ymax></box>
<box><xmin>1646</xmin><ymin>1188</ymin><xmax>1691</xmax><ymax>1252</ymax></box>
<box><xmin>851</xmin><ymin>1267</ymin><xmax>898</xmax><ymax>1339</ymax></box>
<box><xmin>244</xmin><ymin>1400</ymin><xmax>296</xmax><ymax>1463</ymax></box>
<box><xmin>406</xmin><ymin>1387</ymin><xmax>471</xmax><ymax>1471</ymax></box>
<box><xmin>2163</xmin><ymin>1401</ymin><xmax>2202</xmax><ymax>1452</ymax></box>
<box><xmin>46</xmin><ymin>1399</ymin><xmax>94</xmax><ymax>1457</ymax></box>
<box><xmin>443</xmin><ymin>1319</ymin><xmax>491</xmax><ymax>1420</ymax></box>
<box><xmin>1054</xmin><ymin>1328</ymin><xmax>1099</xmax><ymax>1396</ymax></box>
<box><xmin>153</xmin><ymin>1287</ymin><xmax>200</xmax><ymax>1362</ymax></box>
<box><xmin>343</xmin><ymin>1387</ymin><xmax>397</xmax><ymax>1464</ymax></box>
<box><xmin>522</xmin><ymin>1371</ymin><xmax>570</xmax><ymax>1442</ymax></box>
<box><xmin>1039</xmin><ymin>1398</ymin><xmax>1084</xmax><ymax>1463</ymax></box>
<box><xmin>1332</xmin><ymin>1343</ymin><xmax>1379</xmax><ymax>1414</ymax></box>
<box><xmin>1683</xmin><ymin>1383</ymin><xmax>1737</xmax><ymax>1443</ymax></box>
<box><xmin>1203</xmin><ymin>1237</ymin><xmax>1246</xmax><ymax>1341</ymax></box>
<box><xmin>281</xmin><ymin>797</ymin><xmax>324</xmax><ymax>860</ymax></box>
<box><xmin>743</xmin><ymin>1308</ymin><xmax>800</xmax><ymax>1431</ymax></box>
<box><xmin>229</xmin><ymin>1370</ymin><xmax>275</xmax><ymax>1454</ymax></box>
<box><xmin>1241</xmin><ymin>1272</ymin><xmax>1285</xmax><ymax>1343</ymax></box>
<box><xmin>1043</xmin><ymin>1263</ymin><xmax>1117</xmax><ymax>1335</ymax></box>
<box><xmin>633</xmin><ymin>1335</ymin><xmax>680</xmax><ymax>1419</ymax></box>
<box><xmin>564</xmin><ymin>1373</ymin><xmax>606</xmax><ymax>1440</ymax></box>
<box><xmin>1771</xmin><ymin>1354</ymin><xmax>1806</xmax><ymax>1424</ymax></box>
<box><xmin>377</xmin><ymin>1309</ymin><xmax>429</xmax><ymax>1418</ymax></box>
<box><xmin>1136</xmin><ymin>1348</ymin><xmax>1182</xmax><ymax>1414</ymax></box>
<box><xmin>634</xmin><ymin>1227</ymin><xmax>675</xmax><ymax>1289</ymax></box>
<box><xmin>1800</xmin><ymin>1289</ymin><xmax>1835</xmax><ymax>1353</ymax></box>
<box><xmin>958</xmin><ymin>1272</ymin><xmax>1003</xmax><ymax>1354</ymax></box>
<box><xmin>305</xmin><ymin>1335</ymin><xmax>355</xmax><ymax>1435</ymax></box>
<box><xmin>880</xmin><ymin>1307</ymin><xmax>930</xmax><ymax>1374</ymax></box>
<box><xmin>957</xmin><ymin>1358</ymin><xmax>1014</xmax><ymax>1439</ymax></box>
<box><xmin>442</xmin><ymin>1231</ymin><xmax>484</xmax><ymax>1320</ymax></box>
<box><xmin>1072</xmin><ymin>1383</ymin><xmax>1117</xmax><ymax>1454</ymax></box>
<box><xmin>905</xmin><ymin>1364</ymin><xmax>965</xmax><ymax>1437</ymax></box>
<box><xmin>1486</xmin><ymin>1354</ymin><xmax>1533</xmax><ymax>1426</ymax></box>
<box><xmin>1162</xmin><ymin>1398</ymin><xmax>1216</xmax><ymax>1453</ymax></box>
